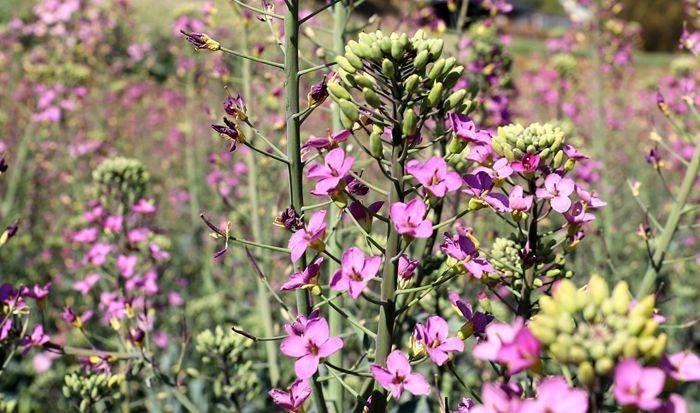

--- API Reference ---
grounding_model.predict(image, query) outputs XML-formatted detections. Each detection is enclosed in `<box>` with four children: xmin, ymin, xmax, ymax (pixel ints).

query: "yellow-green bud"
<box><xmin>427</xmin><ymin>82</ymin><xmax>443</xmax><ymax>107</ymax></box>
<box><xmin>588</xmin><ymin>275</ymin><xmax>609</xmax><ymax>305</ymax></box>
<box><xmin>328</xmin><ymin>82</ymin><xmax>351</xmax><ymax>101</ymax></box>
<box><xmin>336</xmin><ymin>56</ymin><xmax>357</xmax><ymax>73</ymax></box>
<box><xmin>611</xmin><ymin>281</ymin><xmax>631</xmax><ymax>315</ymax></box>
<box><xmin>445</xmin><ymin>89</ymin><xmax>467</xmax><ymax>110</ymax></box>
<box><xmin>428</xmin><ymin>59</ymin><xmax>445</xmax><ymax>81</ymax></box>
<box><xmin>404</xmin><ymin>74</ymin><xmax>420</xmax><ymax>94</ymax></box>
<box><xmin>370</xmin><ymin>130</ymin><xmax>383</xmax><ymax>158</ymax></box>
<box><xmin>363</xmin><ymin>88</ymin><xmax>382</xmax><ymax>108</ymax></box>
<box><xmin>414</xmin><ymin>50</ymin><xmax>429</xmax><ymax>70</ymax></box>
<box><xmin>345</xmin><ymin>51</ymin><xmax>363</xmax><ymax>70</ymax></box>
<box><xmin>578</xmin><ymin>362</ymin><xmax>595</xmax><ymax>386</ymax></box>
<box><xmin>381</xmin><ymin>59</ymin><xmax>395</xmax><ymax>78</ymax></box>
<box><xmin>630</xmin><ymin>295</ymin><xmax>655</xmax><ymax>319</ymax></box>
<box><xmin>595</xmin><ymin>357</ymin><xmax>614</xmax><ymax>375</ymax></box>
<box><xmin>338</xmin><ymin>99</ymin><xmax>359</xmax><ymax>122</ymax></box>
<box><xmin>402</xmin><ymin>108</ymin><xmax>417</xmax><ymax>136</ymax></box>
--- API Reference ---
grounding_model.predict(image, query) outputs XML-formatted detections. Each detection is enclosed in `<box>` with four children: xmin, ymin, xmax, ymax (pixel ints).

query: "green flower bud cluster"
<box><xmin>530</xmin><ymin>276</ymin><xmax>667</xmax><ymax>385</ymax></box>
<box><xmin>92</xmin><ymin>157</ymin><xmax>149</xmax><ymax>207</ymax></box>
<box><xmin>331</xmin><ymin>30</ymin><xmax>471</xmax><ymax>131</ymax></box>
<box><xmin>488</xmin><ymin>237</ymin><xmax>571</xmax><ymax>287</ymax></box>
<box><xmin>0</xmin><ymin>393</ymin><xmax>16</xmax><ymax>413</ymax></box>
<box><xmin>492</xmin><ymin>122</ymin><xmax>565</xmax><ymax>163</ymax></box>
<box><xmin>194</xmin><ymin>326</ymin><xmax>260</xmax><ymax>400</ymax></box>
<box><xmin>62</xmin><ymin>372</ymin><xmax>124</xmax><ymax>413</ymax></box>
<box><xmin>551</xmin><ymin>53</ymin><xmax>577</xmax><ymax>76</ymax></box>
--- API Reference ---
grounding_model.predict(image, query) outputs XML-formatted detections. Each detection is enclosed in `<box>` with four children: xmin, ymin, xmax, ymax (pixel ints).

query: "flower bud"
<box><xmin>344</xmin><ymin>51</ymin><xmax>363</xmax><ymax>70</ymax></box>
<box><xmin>370</xmin><ymin>130</ymin><xmax>383</xmax><ymax>158</ymax></box>
<box><xmin>611</xmin><ymin>281</ymin><xmax>631</xmax><ymax>315</ymax></box>
<box><xmin>588</xmin><ymin>275</ymin><xmax>609</xmax><ymax>305</ymax></box>
<box><xmin>336</xmin><ymin>56</ymin><xmax>357</xmax><ymax>73</ymax></box>
<box><xmin>445</xmin><ymin>89</ymin><xmax>467</xmax><ymax>110</ymax></box>
<box><xmin>363</xmin><ymin>88</ymin><xmax>382</xmax><ymax>108</ymax></box>
<box><xmin>414</xmin><ymin>49</ymin><xmax>429</xmax><ymax>70</ymax></box>
<box><xmin>402</xmin><ymin>108</ymin><xmax>417</xmax><ymax>136</ymax></box>
<box><xmin>404</xmin><ymin>74</ymin><xmax>420</xmax><ymax>94</ymax></box>
<box><xmin>328</xmin><ymin>82</ymin><xmax>351</xmax><ymax>101</ymax></box>
<box><xmin>338</xmin><ymin>100</ymin><xmax>359</xmax><ymax>122</ymax></box>
<box><xmin>427</xmin><ymin>82</ymin><xmax>443</xmax><ymax>107</ymax></box>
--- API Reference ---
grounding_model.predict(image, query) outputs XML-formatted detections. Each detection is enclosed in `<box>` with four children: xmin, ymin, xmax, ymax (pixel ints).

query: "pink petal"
<box><xmin>280</xmin><ymin>336</ymin><xmax>309</xmax><ymax>358</ymax></box>
<box><xmin>318</xmin><ymin>336</ymin><xmax>343</xmax><ymax>358</ymax></box>
<box><xmin>404</xmin><ymin>372</ymin><xmax>431</xmax><ymax>396</ymax></box>
<box><xmin>295</xmin><ymin>354</ymin><xmax>320</xmax><ymax>379</ymax></box>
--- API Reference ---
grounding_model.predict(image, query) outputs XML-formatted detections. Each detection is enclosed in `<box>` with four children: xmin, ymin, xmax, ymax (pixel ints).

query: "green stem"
<box><xmin>327</xmin><ymin>3</ymin><xmax>348</xmax><ymax>412</ymax></box>
<box><xmin>636</xmin><ymin>144</ymin><xmax>700</xmax><ymax>297</ymax></box>
<box><xmin>284</xmin><ymin>2</ymin><xmax>328</xmax><ymax>411</ymax></box>
<box><xmin>241</xmin><ymin>24</ymin><xmax>280</xmax><ymax>387</ymax></box>
<box><xmin>1</xmin><ymin>127</ymin><xmax>33</xmax><ymax>217</ymax></box>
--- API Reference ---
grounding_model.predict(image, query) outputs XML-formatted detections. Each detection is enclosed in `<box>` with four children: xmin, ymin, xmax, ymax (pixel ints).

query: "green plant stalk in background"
<box><xmin>637</xmin><ymin>144</ymin><xmax>700</xmax><ymax>297</ymax></box>
<box><xmin>284</xmin><ymin>1</ymin><xmax>328</xmax><ymax>410</ymax></box>
<box><xmin>327</xmin><ymin>2</ymin><xmax>348</xmax><ymax>412</ymax></box>
<box><xmin>240</xmin><ymin>19</ymin><xmax>281</xmax><ymax>387</ymax></box>
<box><xmin>1</xmin><ymin>126</ymin><xmax>33</xmax><ymax>218</ymax></box>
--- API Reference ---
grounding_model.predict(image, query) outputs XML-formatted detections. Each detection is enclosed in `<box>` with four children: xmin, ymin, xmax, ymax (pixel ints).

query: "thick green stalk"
<box><xmin>284</xmin><ymin>2</ymin><xmax>328</xmax><ymax>411</ymax></box>
<box><xmin>371</xmin><ymin>126</ymin><xmax>405</xmax><ymax>413</ymax></box>
<box><xmin>637</xmin><ymin>144</ymin><xmax>700</xmax><ymax>297</ymax></box>
<box><xmin>241</xmin><ymin>24</ymin><xmax>280</xmax><ymax>386</ymax></box>
<box><xmin>327</xmin><ymin>3</ymin><xmax>348</xmax><ymax>412</ymax></box>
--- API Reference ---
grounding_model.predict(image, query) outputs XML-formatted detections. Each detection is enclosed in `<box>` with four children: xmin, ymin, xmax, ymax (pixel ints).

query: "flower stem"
<box><xmin>284</xmin><ymin>2</ymin><xmax>327</xmax><ymax>411</ymax></box>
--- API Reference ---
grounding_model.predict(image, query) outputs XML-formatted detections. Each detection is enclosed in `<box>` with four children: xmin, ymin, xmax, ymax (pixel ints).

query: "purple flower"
<box><xmin>288</xmin><ymin>210</ymin><xmax>327</xmax><ymax>262</ymax></box>
<box><xmin>307</xmin><ymin>75</ymin><xmax>329</xmax><ymax>108</ymax></box>
<box><xmin>330</xmin><ymin>247</ymin><xmax>381</xmax><ymax>299</ymax></box>
<box><xmin>450</xmin><ymin>113</ymin><xmax>492</xmax><ymax>145</ymax></box>
<box><xmin>269</xmin><ymin>379</ymin><xmax>312</xmax><ymax>412</ymax></box>
<box><xmin>563</xmin><ymin>201</ymin><xmax>595</xmax><ymax>225</ymax></box>
<box><xmin>535</xmin><ymin>173</ymin><xmax>574</xmax><ymax>213</ymax></box>
<box><xmin>470</xmin><ymin>382</ymin><xmax>522</xmax><ymax>413</ymax></box>
<box><xmin>389</xmin><ymin>198</ymin><xmax>433</xmax><ymax>239</ymax></box>
<box><xmin>466</xmin><ymin>144</ymin><xmax>494</xmax><ymax>164</ymax></box>
<box><xmin>463</xmin><ymin>172</ymin><xmax>510</xmax><ymax>212</ymax></box>
<box><xmin>275</xmin><ymin>208</ymin><xmax>303</xmax><ymax>231</ymax></box>
<box><xmin>473</xmin><ymin>318</ymin><xmax>541</xmax><ymax>375</ymax></box>
<box><xmin>661</xmin><ymin>351</ymin><xmax>700</xmax><ymax>382</ymax></box>
<box><xmin>307</xmin><ymin>148</ymin><xmax>354</xmax><ymax>197</ymax></box>
<box><xmin>449</xmin><ymin>292</ymin><xmax>494</xmax><ymax>339</ymax></box>
<box><xmin>563</xmin><ymin>144</ymin><xmax>589</xmax><ymax>161</ymax></box>
<box><xmin>25</xmin><ymin>283</ymin><xmax>51</xmax><ymax>300</ymax></box>
<box><xmin>654</xmin><ymin>394</ymin><xmax>688</xmax><ymax>413</ymax></box>
<box><xmin>347</xmin><ymin>201</ymin><xmax>383</xmax><ymax>233</ymax></box>
<box><xmin>212</xmin><ymin>117</ymin><xmax>243</xmax><ymax>152</ymax></box>
<box><xmin>73</xmin><ymin>273</ymin><xmax>101</xmax><ymax>295</ymax></box>
<box><xmin>370</xmin><ymin>350</ymin><xmax>431</xmax><ymax>399</ymax></box>
<box><xmin>132</xmin><ymin>199</ymin><xmax>156</xmax><ymax>214</ymax></box>
<box><xmin>282</xmin><ymin>257</ymin><xmax>324</xmax><ymax>291</ymax></box>
<box><xmin>406</xmin><ymin>156</ymin><xmax>462</xmax><ymax>197</ymax></box>
<box><xmin>85</xmin><ymin>243</ymin><xmax>113</xmax><ymax>266</ymax></box>
<box><xmin>519</xmin><ymin>376</ymin><xmax>588</xmax><ymax>413</ymax></box>
<box><xmin>180</xmin><ymin>30</ymin><xmax>220</xmax><ymax>51</ymax></box>
<box><xmin>223</xmin><ymin>94</ymin><xmax>247</xmax><ymax>121</ymax></box>
<box><xmin>398</xmin><ymin>255</ymin><xmax>419</xmax><ymax>281</ymax></box>
<box><xmin>280</xmin><ymin>316</ymin><xmax>343</xmax><ymax>379</ymax></box>
<box><xmin>20</xmin><ymin>325</ymin><xmax>50</xmax><ymax>355</ymax></box>
<box><xmin>103</xmin><ymin>215</ymin><xmax>123</xmax><ymax>232</ymax></box>
<box><xmin>613</xmin><ymin>358</ymin><xmax>665</xmax><ymax>410</ymax></box>
<box><xmin>61</xmin><ymin>307</ymin><xmax>93</xmax><ymax>328</ymax></box>
<box><xmin>575</xmin><ymin>185</ymin><xmax>607</xmax><ymax>209</ymax></box>
<box><xmin>117</xmin><ymin>254</ymin><xmax>138</xmax><ymax>278</ymax></box>
<box><xmin>454</xmin><ymin>397</ymin><xmax>475</xmax><ymax>413</ymax></box>
<box><xmin>511</xmin><ymin>153</ymin><xmax>540</xmax><ymax>173</ymax></box>
<box><xmin>474</xmin><ymin>158</ymin><xmax>513</xmax><ymax>181</ymax></box>
<box><xmin>413</xmin><ymin>316</ymin><xmax>464</xmax><ymax>366</ymax></box>
<box><xmin>302</xmin><ymin>130</ymin><xmax>351</xmax><ymax>156</ymax></box>
<box><xmin>71</xmin><ymin>227</ymin><xmax>98</xmax><ymax>243</ymax></box>
<box><xmin>441</xmin><ymin>228</ymin><xmax>494</xmax><ymax>279</ymax></box>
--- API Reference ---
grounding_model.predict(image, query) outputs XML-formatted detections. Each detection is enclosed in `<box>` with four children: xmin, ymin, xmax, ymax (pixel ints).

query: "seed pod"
<box><xmin>427</xmin><ymin>82</ymin><xmax>443</xmax><ymax>107</ymax></box>
<box><xmin>442</xmin><ymin>66</ymin><xmax>465</xmax><ymax>89</ymax></box>
<box><xmin>381</xmin><ymin>58</ymin><xmax>395</xmax><ymax>78</ymax></box>
<box><xmin>354</xmin><ymin>74</ymin><xmax>375</xmax><ymax>89</ymax></box>
<box><xmin>445</xmin><ymin>89</ymin><xmax>467</xmax><ymax>110</ymax></box>
<box><xmin>429</xmin><ymin>38</ymin><xmax>444</xmax><ymax>60</ymax></box>
<box><xmin>414</xmin><ymin>50</ymin><xmax>429</xmax><ymax>70</ymax></box>
<box><xmin>338</xmin><ymin>100</ymin><xmax>359</xmax><ymax>122</ymax></box>
<box><xmin>363</xmin><ymin>87</ymin><xmax>382</xmax><ymax>108</ymax></box>
<box><xmin>428</xmin><ymin>59</ymin><xmax>446</xmax><ymax>80</ymax></box>
<box><xmin>328</xmin><ymin>82</ymin><xmax>351</xmax><ymax>101</ymax></box>
<box><xmin>404</xmin><ymin>74</ymin><xmax>420</xmax><ymax>94</ymax></box>
<box><xmin>336</xmin><ymin>56</ymin><xmax>357</xmax><ymax>73</ymax></box>
<box><xmin>370</xmin><ymin>130</ymin><xmax>383</xmax><ymax>158</ymax></box>
<box><xmin>379</xmin><ymin>37</ymin><xmax>392</xmax><ymax>54</ymax></box>
<box><xmin>402</xmin><ymin>108</ymin><xmax>417</xmax><ymax>136</ymax></box>
<box><xmin>391</xmin><ymin>38</ymin><xmax>404</xmax><ymax>60</ymax></box>
<box><xmin>345</xmin><ymin>51</ymin><xmax>363</xmax><ymax>70</ymax></box>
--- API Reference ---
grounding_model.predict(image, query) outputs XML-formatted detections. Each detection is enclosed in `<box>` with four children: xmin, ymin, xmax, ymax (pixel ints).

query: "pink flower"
<box><xmin>307</xmin><ymin>148</ymin><xmax>354</xmax><ymax>196</ymax></box>
<box><xmin>20</xmin><ymin>325</ymin><xmax>50</xmax><ymax>355</ymax></box>
<box><xmin>508</xmin><ymin>185</ymin><xmax>533</xmax><ymax>212</ymax></box>
<box><xmin>613</xmin><ymin>358</ymin><xmax>665</xmax><ymax>410</ymax></box>
<box><xmin>440</xmin><ymin>228</ymin><xmax>494</xmax><ymax>278</ymax></box>
<box><xmin>85</xmin><ymin>243</ymin><xmax>113</xmax><ymax>266</ymax></box>
<box><xmin>149</xmin><ymin>244</ymin><xmax>170</xmax><ymax>261</ymax></box>
<box><xmin>655</xmin><ymin>394</ymin><xmax>688</xmax><ymax>413</ymax></box>
<box><xmin>127</xmin><ymin>228</ymin><xmax>149</xmax><ymax>244</ymax></box>
<box><xmin>398</xmin><ymin>255</ymin><xmax>419</xmax><ymax>281</ymax></box>
<box><xmin>302</xmin><ymin>129</ymin><xmax>350</xmax><ymax>153</ymax></box>
<box><xmin>575</xmin><ymin>185</ymin><xmax>607</xmax><ymax>209</ymax></box>
<box><xmin>282</xmin><ymin>257</ymin><xmax>324</xmax><ymax>291</ymax></box>
<box><xmin>661</xmin><ymin>351</ymin><xmax>700</xmax><ymax>382</ymax></box>
<box><xmin>269</xmin><ymin>379</ymin><xmax>312</xmax><ymax>412</ymax></box>
<box><xmin>473</xmin><ymin>318</ymin><xmax>541</xmax><ymax>375</ymax></box>
<box><xmin>389</xmin><ymin>198</ymin><xmax>433</xmax><ymax>239</ymax></box>
<box><xmin>536</xmin><ymin>173</ymin><xmax>574</xmax><ymax>213</ymax></box>
<box><xmin>72</xmin><ymin>273</ymin><xmax>101</xmax><ymax>295</ymax></box>
<box><xmin>280</xmin><ymin>316</ymin><xmax>343</xmax><ymax>379</ymax></box>
<box><xmin>103</xmin><ymin>215</ymin><xmax>123</xmax><ymax>232</ymax></box>
<box><xmin>117</xmin><ymin>254</ymin><xmax>138</xmax><ymax>278</ymax></box>
<box><xmin>288</xmin><ymin>210</ymin><xmax>327</xmax><ymax>262</ymax></box>
<box><xmin>329</xmin><ymin>247</ymin><xmax>381</xmax><ymax>299</ymax></box>
<box><xmin>449</xmin><ymin>292</ymin><xmax>493</xmax><ymax>339</ymax></box>
<box><xmin>71</xmin><ymin>227</ymin><xmax>98</xmax><ymax>243</ymax></box>
<box><xmin>25</xmin><ymin>283</ymin><xmax>51</xmax><ymax>300</ymax></box>
<box><xmin>406</xmin><ymin>156</ymin><xmax>462</xmax><ymax>197</ymax></box>
<box><xmin>520</xmin><ymin>376</ymin><xmax>588</xmax><ymax>413</ymax></box>
<box><xmin>450</xmin><ymin>113</ymin><xmax>492</xmax><ymax>145</ymax></box>
<box><xmin>470</xmin><ymin>382</ymin><xmax>522</xmax><ymax>413</ymax></box>
<box><xmin>462</xmin><ymin>172</ymin><xmax>510</xmax><ymax>212</ymax></box>
<box><xmin>370</xmin><ymin>350</ymin><xmax>431</xmax><ymax>399</ymax></box>
<box><xmin>413</xmin><ymin>316</ymin><xmax>464</xmax><ymax>366</ymax></box>
<box><xmin>474</xmin><ymin>158</ymin><xmax>513</xmax><ymax>181</ymax></box>
<box><xmin>564</xmin><ymin>201</ymin><xmax>595</xmax><ymax>225</ymax></box>
<box><xmin>512</xmin><ymin>153</ymin><xmax>540</xmax><ymax>173</ymax></box>
<box><xmin>132</xmin><ymin>199</ymin><xmax>156</xmax><ymax>214</ymax></box>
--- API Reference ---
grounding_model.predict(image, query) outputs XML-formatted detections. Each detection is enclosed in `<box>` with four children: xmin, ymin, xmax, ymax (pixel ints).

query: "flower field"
<box><xmin>0</xmin><ymin>0</ymin><xmax>698</xmax><ymax>412</ymax></box>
